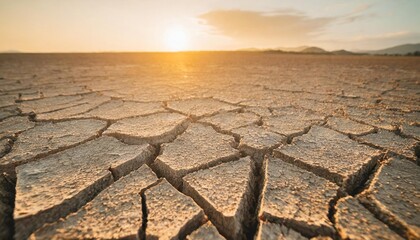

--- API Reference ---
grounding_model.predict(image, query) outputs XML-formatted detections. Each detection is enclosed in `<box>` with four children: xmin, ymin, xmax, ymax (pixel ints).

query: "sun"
<box><xmin>164</xmin><ymin>25</ymin><xmax>189</xmax><ymax>52</ymax></box>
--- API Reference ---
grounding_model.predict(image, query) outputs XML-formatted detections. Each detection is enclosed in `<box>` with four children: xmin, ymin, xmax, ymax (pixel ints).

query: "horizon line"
<box><xmin>1</xmin><ymin>42</ymin><xmax>419</xmax><ymax>54</ymax></box>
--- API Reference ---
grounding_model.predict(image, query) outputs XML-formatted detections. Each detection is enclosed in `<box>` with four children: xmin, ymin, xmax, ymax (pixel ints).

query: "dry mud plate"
<box><xmin>0</xmin><ymin>53</ymin><xmax>419</xmax><ymax>240</ymax></box>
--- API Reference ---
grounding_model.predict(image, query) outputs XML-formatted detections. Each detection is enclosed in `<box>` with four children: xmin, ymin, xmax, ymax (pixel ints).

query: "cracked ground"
<box><xmin>0</xmin><ymin>53</ymin><xmax>419</xmax><ymax>240</ymax></box>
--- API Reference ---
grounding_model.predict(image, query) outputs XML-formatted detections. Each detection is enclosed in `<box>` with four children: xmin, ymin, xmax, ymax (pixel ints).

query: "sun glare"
<box><xmin>164</xmin><ymin>26</ymin><xmax>189</xmax><ymax>52</ymax></box>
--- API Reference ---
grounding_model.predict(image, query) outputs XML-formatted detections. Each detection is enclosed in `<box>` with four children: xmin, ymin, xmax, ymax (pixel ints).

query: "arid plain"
<box><xmin>0</xmin><ymin>53</ymin><xmax>419</xmax><ymax>240</ymax></box>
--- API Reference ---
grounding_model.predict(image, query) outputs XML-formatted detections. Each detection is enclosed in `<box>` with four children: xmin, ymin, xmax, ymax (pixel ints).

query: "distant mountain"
<box><xmin>238</xmin><ymin>46</ymin><xmax>358</xmax><ymax>55</ymax></box>
<box><xmin>0</xmin><ymin>50</ymin><xmax>21</xmax><ymax>53</ymax></box>
<box><xmin>300</xmin><ymin>47</ymin><xmax>328</xmax><ymax>54</ymax></box>
<box><xmin>238</xmin><ymin>46</ymin><xmax>310</xmax><ymax>52</ymax></box>
<box><xmin>366</xmin><ymin>43</ymin><xmax>420</xmax><ymax>55</ymax></box>
<box><xmin>331</xmin><ymin>49</ymin><xmax>355</xmax><ymax>55</ymax></box>
<box><xmin>274</xmin><ymin>46</ymin><xmax>309</xmax><ymax>52</ymax></box>
<box><xmin>236</xmin><ymin>47</ymin><xmax>262</xmax><ymax>52</ymax></box>
<box><xmin>237</xmin><ymin>43</ymin><xmax>420</xmax><ymax>56</ymax></box>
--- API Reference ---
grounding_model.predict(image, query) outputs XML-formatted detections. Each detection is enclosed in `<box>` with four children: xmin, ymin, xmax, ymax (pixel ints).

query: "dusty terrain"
<box><xmin>0</xmin><ymin>53</ymin><xmax>419</xmax><ymax>240</ymax></box>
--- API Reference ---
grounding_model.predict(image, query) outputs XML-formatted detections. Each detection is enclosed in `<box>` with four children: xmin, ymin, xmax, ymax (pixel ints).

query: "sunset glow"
<box><xmin>164</xmin><ymin>26</ymin><xmax>189</xmax><ymax>51</ymax></box>
<box><xmin>0</xmin><ymin>1</ymin><xmax>419</xmax><ymax>52</ymax></box>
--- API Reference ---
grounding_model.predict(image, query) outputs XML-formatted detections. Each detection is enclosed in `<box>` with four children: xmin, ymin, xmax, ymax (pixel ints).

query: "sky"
<box><xmin>0</xmin><ymin>0</ymin><xmax>419</xmax><ymax>52</ymax></box>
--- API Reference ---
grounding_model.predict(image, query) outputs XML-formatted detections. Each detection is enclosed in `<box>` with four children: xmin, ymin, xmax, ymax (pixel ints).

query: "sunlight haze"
<box><xmin>0</xmin><ymin>0</ymin><xmax>419</xmax><ymax>52</ymax></box>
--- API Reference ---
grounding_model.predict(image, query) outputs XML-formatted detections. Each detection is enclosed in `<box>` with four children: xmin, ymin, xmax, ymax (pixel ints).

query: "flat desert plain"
<box><xmin>0</xmin><ymin>53</ymin><xmax>419</xmax><ymax>239</ymax></box>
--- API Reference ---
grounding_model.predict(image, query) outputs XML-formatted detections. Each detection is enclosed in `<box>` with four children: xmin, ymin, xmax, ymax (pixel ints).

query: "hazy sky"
<box><xmin>1</xmin><ymin>0</ymin><xmax>419</xmax><ymax>52</ymax></box>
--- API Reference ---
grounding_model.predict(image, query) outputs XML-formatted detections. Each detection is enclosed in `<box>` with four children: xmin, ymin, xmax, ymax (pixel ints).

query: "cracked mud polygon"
<box><xmin>0</xmin><ymin>53</ymin><xmax>419</xmax><ymax>240</ymax></box>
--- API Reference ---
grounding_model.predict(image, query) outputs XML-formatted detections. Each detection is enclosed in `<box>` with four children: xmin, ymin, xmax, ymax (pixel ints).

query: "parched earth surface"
<box><xmin>0</xmin><ymin>53</ymin><xmax>419</xmax><ymax>240</ymax></box>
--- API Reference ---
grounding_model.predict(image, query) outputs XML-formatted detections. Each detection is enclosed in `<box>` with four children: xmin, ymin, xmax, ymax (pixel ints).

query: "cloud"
<box><xmin>349</xmin><ymin>31</ymin><xmax>418</xmax><ymax>42</ymax></box>
<box><xmin>340</xmin><ymin>3</ymin><xmax>375</xmax><ymax>24</ymax></box>
<box><xmin>198</xmin><ymin>10</ymin><xmax>333</xmax><ymax>46</ymax></box>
